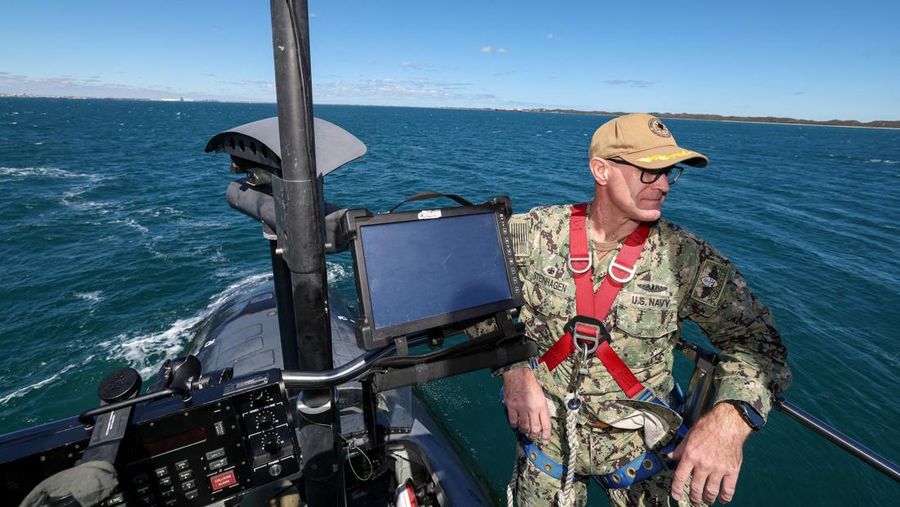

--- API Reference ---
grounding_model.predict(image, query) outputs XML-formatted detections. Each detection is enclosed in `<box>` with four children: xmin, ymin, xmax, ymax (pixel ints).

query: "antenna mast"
<box><xmin>269</xmin><ymin>0</ymin><xmax>345</xmax><ymax>504</ymax></box>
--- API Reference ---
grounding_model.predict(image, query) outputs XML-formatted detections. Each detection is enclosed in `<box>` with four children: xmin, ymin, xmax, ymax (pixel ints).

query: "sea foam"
<box><xmin>327</xmin><ymin>262</ymin><xmax>350</xmax><ymax>283</ymax></box>
<box><xmin>0</xmin><ymin>166</ymin><xmax>93</xmax><ymax>179</ymax></box>
<box><xmin>102</xmin><ymin>272</ymin><xmax>273</xmax><ymax>377</ymax></box>
<box><xmin>75</xmin><ymin>291</ymin><xmax>104</xmax><ymax>305</ymax></box>
<box><xmin>0</xmin><ymin>358</ymin><xmax>93</xmax><ymax>406</ymax></box>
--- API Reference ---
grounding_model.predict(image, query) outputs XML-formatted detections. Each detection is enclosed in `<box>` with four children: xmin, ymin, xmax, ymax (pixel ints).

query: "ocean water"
<box><xmin>1</xmin><ymin>98</ymin><xmax>898</xmax><ymax>505</ymax></box>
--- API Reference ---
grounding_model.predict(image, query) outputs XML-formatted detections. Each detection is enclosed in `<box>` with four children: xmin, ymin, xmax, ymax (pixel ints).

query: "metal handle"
<box><xmin>774</xmin><ymin>398</ymin><xmax>900</xmax><ymax>483</ymax></box>
<box><xmin>678</xmin><ymin>340</ymin><xmax>899</xmax><ymax>483</ymax></box>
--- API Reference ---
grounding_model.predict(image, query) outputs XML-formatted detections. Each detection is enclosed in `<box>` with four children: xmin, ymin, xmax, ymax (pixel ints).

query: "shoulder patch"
<box><xmin>690</xmin><ymin>259</ymin><xmax>730</xmax><ymax>308</ymax></box>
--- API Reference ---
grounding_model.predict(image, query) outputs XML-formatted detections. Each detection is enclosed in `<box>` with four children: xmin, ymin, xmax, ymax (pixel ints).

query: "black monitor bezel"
<box><xmin>346</xmin><ymin>202</ymin><xmax>523</xmax><ymax>350</ymax></box>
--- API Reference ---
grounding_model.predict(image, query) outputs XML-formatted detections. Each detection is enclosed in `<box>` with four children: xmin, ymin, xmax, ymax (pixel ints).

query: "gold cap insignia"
<box><xmin>648</xmin><ymin>117</ymin><xmax>671</xmax><ymax>138</ymax></box>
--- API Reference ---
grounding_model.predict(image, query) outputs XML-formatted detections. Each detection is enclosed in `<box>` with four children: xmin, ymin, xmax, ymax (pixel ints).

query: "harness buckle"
<box><xmin>568</xmin><ymin>251</ymin><xmax>592</xmax><ymax>274</ymax></box>
<box><xmin>564</xmin><ymin>316</ymin><xmax>609</xmax><ymax>356</ymax></box>
<box><xmin>608</xmin><ymin>260</ymin><xmax>637</xmax><ymax>284</ymax></box>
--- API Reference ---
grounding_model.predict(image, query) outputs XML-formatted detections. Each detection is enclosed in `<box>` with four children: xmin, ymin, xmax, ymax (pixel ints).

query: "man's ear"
<box><xmin>589</xmin><ymin>157</ymin><xmax>610</xmax><ymax>185</ymax></box>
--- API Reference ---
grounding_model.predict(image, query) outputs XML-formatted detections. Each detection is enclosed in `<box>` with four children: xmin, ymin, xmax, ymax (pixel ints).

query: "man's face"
<box><xmin>605</xmin><ymin>159</ymin><xmax>671</xmax><ymax>222</ymax></box>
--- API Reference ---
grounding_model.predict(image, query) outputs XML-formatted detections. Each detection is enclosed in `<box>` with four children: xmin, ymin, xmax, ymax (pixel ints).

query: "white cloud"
<box><xmin>401</xmin><ymin>61</ymin><xmax>434</xmax><ymax>71</ymax></box>
<box><xmin>480</xmin><ymin>46</ymin><xmax>492</xmax><ymax>53</ymax></box>
<box><xmin>222</xmin><ymin>79</ymin><xmax>274</xmax><ymax>91</ymax></box>
<box><xmin>497</xmin><ymin>48</ymin><xmax>508</xmax><ymax>54</ymax></box>
<box><xmin>604</xmin><ymin>79</ymin><xmax>657</xmax><ymax>88</ymax></box>
<box><xmin>546</xmin><ymin>33</ymin><xmax>554</xmax><ymax>39</ymax></box>
<box><xmin>312</xmin><ymin>77</ymin><xmax>512</xmax><ymax>107</ymax></box>
<box><xmin>311</xmin><ymin>76</ymin><xmax>551</xmax><ymax>110</ymax></box>
<box><xmin>0</xmin><ymin>72</ymin><xmax>272</xmax><ymax>102</ymax></box>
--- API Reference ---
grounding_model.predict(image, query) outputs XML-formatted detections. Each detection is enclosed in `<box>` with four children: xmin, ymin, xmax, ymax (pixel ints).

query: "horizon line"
<box><xmin>1</xmin><ymin>93</ymin><xmax>898</xmax><ymax>128</ymax></box>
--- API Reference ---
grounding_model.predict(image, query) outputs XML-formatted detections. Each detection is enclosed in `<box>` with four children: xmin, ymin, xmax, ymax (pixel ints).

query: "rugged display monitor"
<box><xmin>346</xmin><ymin>202</ymin><xmax>523</xmax><ymax>350</ymax></box>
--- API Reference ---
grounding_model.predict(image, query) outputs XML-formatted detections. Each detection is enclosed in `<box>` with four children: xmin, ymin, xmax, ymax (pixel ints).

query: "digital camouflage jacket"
<box><xmin>508</xmin><ymin>204</ymin><xmax>791</xmax><ymax>427</ymax></box>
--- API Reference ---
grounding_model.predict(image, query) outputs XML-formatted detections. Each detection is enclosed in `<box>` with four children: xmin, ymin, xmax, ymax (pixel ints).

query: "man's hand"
<box><xmin>502</xmin><ymin>367</ymin><xmax>551</xmax><ymax>444</ymax></box>
<box><xmin>669</xmin><ymin>402</ymin><xmax>753</xmax><ymax>505</ymax></box>
<box><xmin>21</xmin><ymin>460</ymin><xmax>118</xmax><ymax>507</ymax></box>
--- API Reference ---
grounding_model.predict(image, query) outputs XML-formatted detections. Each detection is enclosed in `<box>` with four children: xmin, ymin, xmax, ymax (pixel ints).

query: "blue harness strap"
<box><xmin>597</xmin><ymin>418</ymin><xmax>688</xmax><ymax>489</ymax></box>
<box><xmin>511</xmin><ymin>385</ymin><xmax>688</xmax><ymax>489</ymax></box>
<box><xmin>520</xmin><ymin>434</ymin><xmax>566</xmax><ymax>480</ymax></box>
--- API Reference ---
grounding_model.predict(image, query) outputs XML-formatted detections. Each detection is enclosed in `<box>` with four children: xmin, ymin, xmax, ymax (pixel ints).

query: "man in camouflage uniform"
<box><xmin>499</xmin><ymin>113</ymin><xmax>791</xmax><ymax>506</ymax></box>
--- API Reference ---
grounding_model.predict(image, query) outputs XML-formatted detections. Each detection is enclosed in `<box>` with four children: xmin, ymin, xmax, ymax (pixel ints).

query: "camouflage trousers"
<box><xmin>512</xmin><ymin>416</ymin><xmax>696</xmax><ymax>507</ymax></box>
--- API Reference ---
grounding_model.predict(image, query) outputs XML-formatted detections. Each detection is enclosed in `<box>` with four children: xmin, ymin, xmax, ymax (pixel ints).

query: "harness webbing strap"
<box><xmin>517</xmin><ymin>386</ymin><xmax>688</xmax><ymax>489</ymax></box>
<box><xmin>595</xmin><ymin>343</ymin><xmax>643</xmax><ymax>398</ymax></box>
<box><xmin>538</xmin><ymin>203</ymin><xmax>650</xmax><ymax>399</ymax></box>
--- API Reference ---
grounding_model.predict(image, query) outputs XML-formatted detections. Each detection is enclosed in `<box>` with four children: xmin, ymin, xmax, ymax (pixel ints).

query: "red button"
<box><xmin>209</xmin><ymin>470</ymin><xmax>237</xmax><ymax>492</ymax></box>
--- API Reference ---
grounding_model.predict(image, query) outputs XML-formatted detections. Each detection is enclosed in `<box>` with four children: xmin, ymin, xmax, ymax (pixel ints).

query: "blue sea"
<box><xmin>1</xmin><ymin>98</ymin><xmax>898</xmax><ymax>505</ymax></box>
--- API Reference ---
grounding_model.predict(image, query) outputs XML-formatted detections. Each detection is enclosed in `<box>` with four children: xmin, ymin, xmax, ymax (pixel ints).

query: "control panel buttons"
<box><xmin>105</xmin><ymin>492</ymin><xmax>125</xmax><ymax>506</ymax></box>
<box><xmin>210</xmin><ymin>469</ymin><xmax>238</xmax><ymax>492</ymax></box>
<box><xmin>110</xmin><ymin>378</ymin><xmax>298</xmax><ymax>506</ymax></box>
<box><xmin>205</xmin><ymin>447</ymin><xmax>226</xmax><ymax>461</ymax></box>
<box><xmin>208</xmin><ymin>457</ymin><xmax>229</xmax><ymax>471</ymax></box>
<box><xmin>104</xmin><ymin>492</ymin><xmax>125</xmax><ymax>506</ymax></box>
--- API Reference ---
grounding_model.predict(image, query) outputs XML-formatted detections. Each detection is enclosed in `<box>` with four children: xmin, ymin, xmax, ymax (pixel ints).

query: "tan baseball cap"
<box><xmin>589</xmin><ymin>113</ymin><xmax>709</xmax><ymax>170</ymax></box>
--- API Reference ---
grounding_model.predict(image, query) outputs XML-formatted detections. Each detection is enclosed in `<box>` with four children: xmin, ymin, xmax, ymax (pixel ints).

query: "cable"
<box><xmin>338</xmin><ymin>432</ymin><xmax>374</xmax><ymax>482</ymax></box>
<box><xmin>294</xmin><ymin>406</ymin><xmax>375</xmax><ymax>482</ymax></box>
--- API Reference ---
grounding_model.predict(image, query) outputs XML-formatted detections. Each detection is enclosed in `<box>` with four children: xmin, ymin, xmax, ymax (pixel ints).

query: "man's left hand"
<box><xmin>668</xmin><ymin>402</ymin><xmax>753</xmax><ymax>505</ymax></box>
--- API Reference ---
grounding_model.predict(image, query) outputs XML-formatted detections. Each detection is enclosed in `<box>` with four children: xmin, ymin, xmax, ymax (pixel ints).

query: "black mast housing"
<box><xmin>268</xmin><ymin>0</ymin><xmax>345</xmax><ymax>504</ymax></box>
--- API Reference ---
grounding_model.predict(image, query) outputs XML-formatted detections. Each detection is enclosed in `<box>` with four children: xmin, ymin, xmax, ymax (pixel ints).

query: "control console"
<box><xmin>0</xmin><ymin>369</ymin><xmax>300</xmax><ymax>506</ymax></box>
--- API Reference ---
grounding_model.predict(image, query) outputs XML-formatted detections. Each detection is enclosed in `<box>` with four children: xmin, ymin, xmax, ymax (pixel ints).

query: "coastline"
<box><xmin>716</xmin><ymin>118</ymin><xmax>900</xmax><ymax>131</ymax></box>
<box><xmin>2</xmin><ymin>95</ymin><xmax>898</xmax><ymax>130</ymax></box>
<box><xmin>509</xmin><ymin>108</ymin><xmax>900</xmax><ymax>130</ymax></box>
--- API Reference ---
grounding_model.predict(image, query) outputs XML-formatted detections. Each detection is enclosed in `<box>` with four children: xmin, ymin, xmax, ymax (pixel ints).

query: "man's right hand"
<box><xmin>502</xmin><ymin>367</ymin><xmax>552</xmax><ymax>444</ymax></box>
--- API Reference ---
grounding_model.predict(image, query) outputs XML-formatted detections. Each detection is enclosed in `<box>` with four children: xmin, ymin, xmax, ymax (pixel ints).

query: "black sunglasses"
<box><xmin>613</xmin><ymin>159</ymin><xmax>684</xmax><ymax>185</ymax></box>
<box><xmin>641</xmin><ymin>166</ymin><xmax>683</xmax><ymax>185</ymax></box>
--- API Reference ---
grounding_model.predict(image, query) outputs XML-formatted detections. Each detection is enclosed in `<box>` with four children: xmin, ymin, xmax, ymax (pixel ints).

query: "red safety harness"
<box><xmin>537</xmin><ymin>203</ymin><xmax>651</xmax><ymax>398</ymax></box>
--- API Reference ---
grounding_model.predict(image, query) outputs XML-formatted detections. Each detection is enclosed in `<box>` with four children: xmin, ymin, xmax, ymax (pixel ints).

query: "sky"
<box><xmin>1</xmin><ymin>0</ymin><xmax>898</xmax><ymax>121</ymax></box>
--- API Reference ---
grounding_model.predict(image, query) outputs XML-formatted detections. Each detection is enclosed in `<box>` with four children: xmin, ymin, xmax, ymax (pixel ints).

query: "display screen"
<box><xmin>143</xmin><ymin>426</ymin><xmax>207</xmax><ymax>456</ymax></box>
<box><xmin>359</xmin><ymin>212</ymin><xmax>514</xmax><ymax>331</ymax></box>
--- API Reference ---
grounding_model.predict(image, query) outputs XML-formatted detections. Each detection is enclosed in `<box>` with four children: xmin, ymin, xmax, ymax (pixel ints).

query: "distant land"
<box><xmin>506</xmin><ymin>108</ymin><xmax>900</xmax><ymax>129</ymax></box>
<box><xmin>2</xmin><ymin>94</ymin><xmax>898</xmax><ymax>129</ymax></box>
<box><xmin>0</xmin><ymin>93</ymin><xmax>210</xmax><ymax>103</ymax></box>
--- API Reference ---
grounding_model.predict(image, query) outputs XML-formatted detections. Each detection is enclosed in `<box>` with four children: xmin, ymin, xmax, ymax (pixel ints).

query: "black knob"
<box><xmin>264</xmin><ymin>436</ymin><xmax>282</xmax><ymax>454</ymax></box>
<box><xmin>257</xmin><ymin>411</ymin><xmax>274</xmax><ymax>429</ymax></box>
<box><xmin>97</xmin><ymin>368</ymin><xmax>142</xmax><ymax>403</ymax></box>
